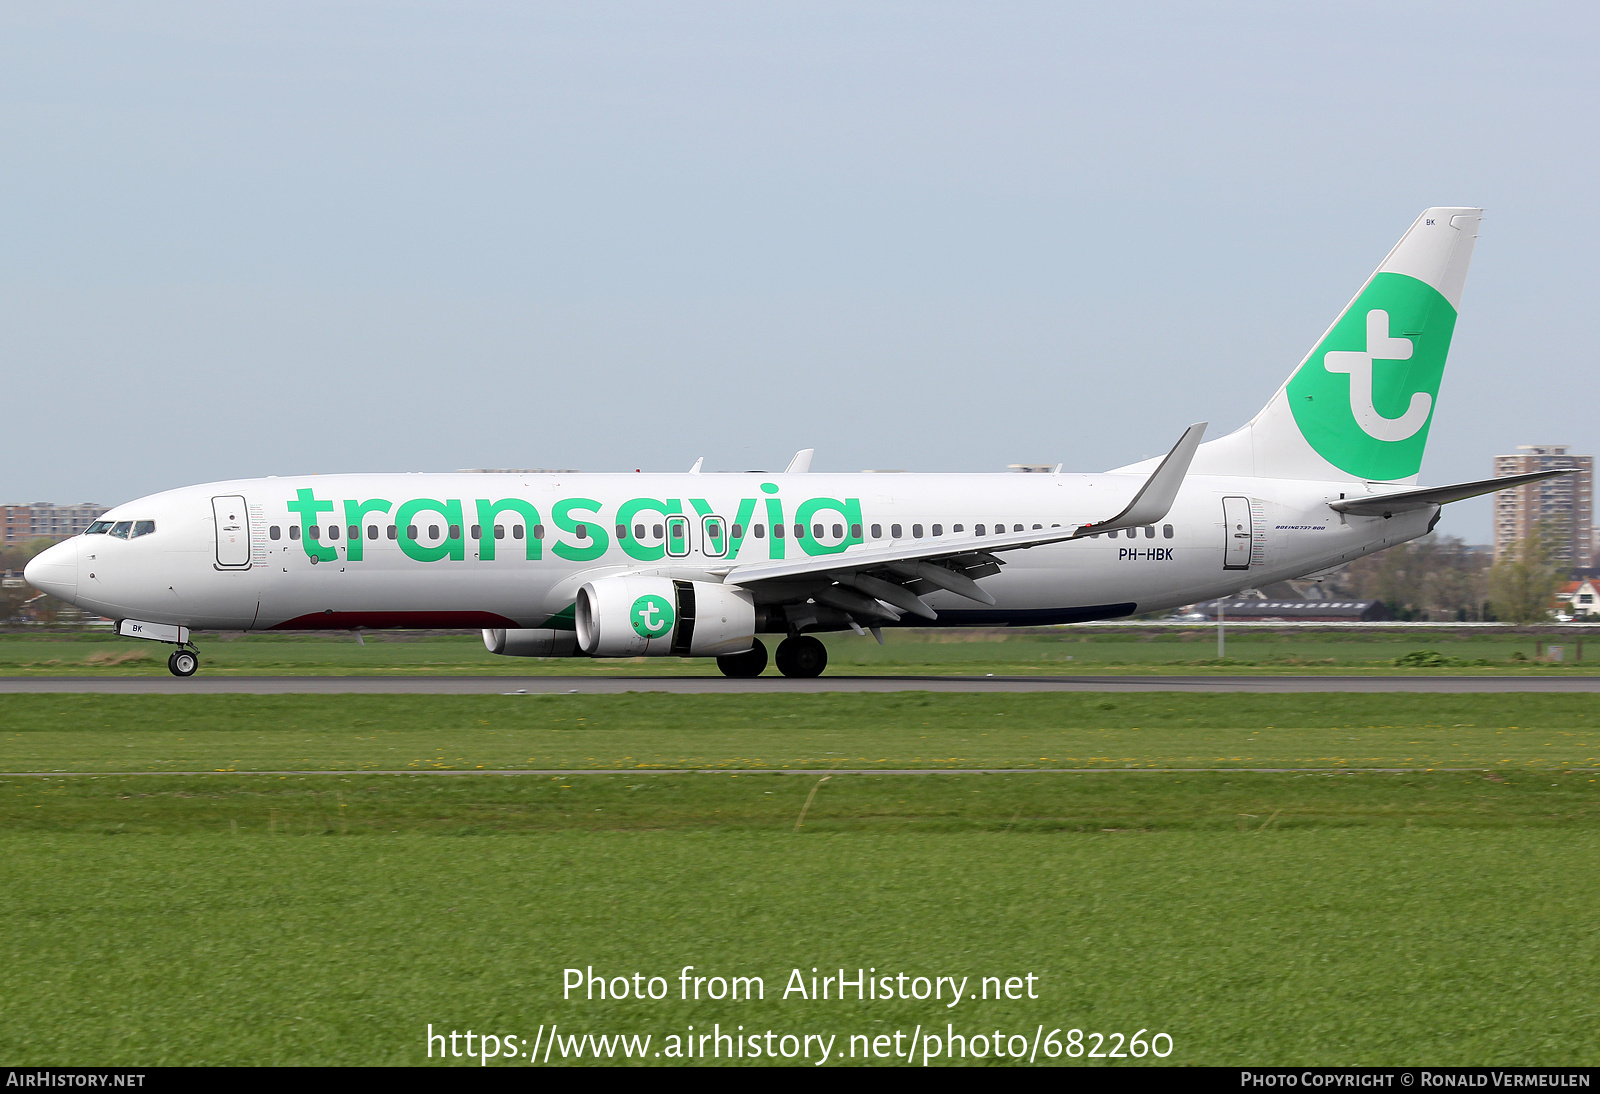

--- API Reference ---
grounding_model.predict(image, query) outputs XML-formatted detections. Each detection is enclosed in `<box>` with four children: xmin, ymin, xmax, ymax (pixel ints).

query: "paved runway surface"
<box><xmin>4</xmin><ymin>674</ymin><xmax>1600</xmax><ymax>694</ymax></box>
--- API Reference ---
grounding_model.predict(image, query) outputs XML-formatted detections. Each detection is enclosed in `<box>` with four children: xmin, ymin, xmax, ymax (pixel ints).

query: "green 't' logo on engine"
<box><xmin>1287</xmin><ymin>272</ymin><xmax>1458</xmax><ymax>481</ymax></box>
<box><xmin>630</xmin><ymin>594</ymin><xmax>675</xmax><ymax>639</ymax></box>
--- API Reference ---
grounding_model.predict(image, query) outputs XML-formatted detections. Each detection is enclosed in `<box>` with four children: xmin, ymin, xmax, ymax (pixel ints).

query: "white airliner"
<box><xmin>26</xmin><ymin>207</ymin><xmax>1564</xmax><ymax>678</ymax></box>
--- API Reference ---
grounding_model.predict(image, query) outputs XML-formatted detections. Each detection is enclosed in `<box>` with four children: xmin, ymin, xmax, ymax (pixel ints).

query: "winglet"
<box><xmin>688</xmin><ymin>457</ymin><xmax>704</xmax><ymax>474</ymax></box>
<box><xmin>785</xmin><ymin>449</ymin><xmax>814</xmax><ymax>474</ymax></box>
<box><xmin>1080</xmin><ymin>423</ymin><xmax>1206</xmax><ymax>534</ymax></box>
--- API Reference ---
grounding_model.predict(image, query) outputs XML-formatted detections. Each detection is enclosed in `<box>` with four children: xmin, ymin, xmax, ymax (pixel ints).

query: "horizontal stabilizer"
<box><xmin>1329</xmin><ymin>469</ymin><xmax>1576</xmax><ymax>517</ymax></box>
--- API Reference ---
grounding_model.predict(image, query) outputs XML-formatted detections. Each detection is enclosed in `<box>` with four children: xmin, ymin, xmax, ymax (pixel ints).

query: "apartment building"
<box><xmin>1492</xmin><ymin>446</ymin><xmax>1594</xmax><ymax>567</ymax></box>
<box><xmin>1</xmin><ymin>502</ymin><xmax>111</xmax><ymax>546</ymax></box>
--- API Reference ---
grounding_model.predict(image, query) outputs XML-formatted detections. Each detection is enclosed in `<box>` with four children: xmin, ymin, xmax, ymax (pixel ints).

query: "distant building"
<box><xmin>1</xmin><ymin>503</ymin><xmax>111</xmax><ymax>546</ymax></box>
<box><xmin>1192</xmin><ymin>597</ymin><xmax>1391</xmax><ymax>622</ymax></box>
<box><xmin>1556</xmin><ymin>578</ymin><xmax>1600</xmax><ymax>620</ymax></box>
<box><xmin>1492</xmin><ymin>446</ymin><xmax>1594</xmax><ymax>568</ymax></box>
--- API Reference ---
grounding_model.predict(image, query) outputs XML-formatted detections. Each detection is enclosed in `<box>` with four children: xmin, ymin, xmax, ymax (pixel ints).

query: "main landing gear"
<box><xmin>774</xmin><ymin>635</ymin><xmax>827</xmax><ymax>679</ymax></box>
<box><xmin>167</xmin><ymin>647</ymin><xmax>200</xmax><ymax>677</ymax></box>
<box><xmin>715</xmin><ymin>635</ymin><xmax>829</xmax><ymax>678</ymax></box>
<box><xmin>716</xmin><ymin>638</ymin><xmax>768</xmax><ymax>678</ymax></box>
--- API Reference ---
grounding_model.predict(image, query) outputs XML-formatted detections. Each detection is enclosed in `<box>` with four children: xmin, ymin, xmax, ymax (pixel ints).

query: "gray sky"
<box><xmin>4</xmin><ymin>2</ymin><xmax>1595</xmax><ymax>542</ymax></box>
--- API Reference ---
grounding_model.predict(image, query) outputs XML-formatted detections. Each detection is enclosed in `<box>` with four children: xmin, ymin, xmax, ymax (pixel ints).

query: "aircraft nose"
<box><xmin>23</xmin><ymin>539</ymin><xmax>78</xmax><ymax>602</ymax></box>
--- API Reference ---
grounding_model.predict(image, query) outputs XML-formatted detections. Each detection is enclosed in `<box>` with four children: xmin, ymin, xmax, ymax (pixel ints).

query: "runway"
<box><xmin>4</xmin><ymin>674</ymin><xmax>1600</xmax><ymax>694</ymax></box>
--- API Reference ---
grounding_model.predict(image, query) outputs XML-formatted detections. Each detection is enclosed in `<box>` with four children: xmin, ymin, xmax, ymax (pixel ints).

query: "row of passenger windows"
<box><xmin>269</xmin><ymin>524</ymin><xmax>535</xmax><ymax>542</ymax></box>
<box><xmin>85</xmin><ymin>520</ymin><xmax>156</xmax><ymax>539</ymax></box>
<box><xmin>265</xmin><ymin>520</ymin><xmax>1176</xmax><ymax>544</ymax></box>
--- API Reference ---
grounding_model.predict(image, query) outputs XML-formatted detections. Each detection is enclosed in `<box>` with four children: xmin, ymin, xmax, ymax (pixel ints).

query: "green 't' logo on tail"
<box><xmin>1287</xmin><ymin>271</ymin><xmax>1458</xmax><ymax>480</ymax></box>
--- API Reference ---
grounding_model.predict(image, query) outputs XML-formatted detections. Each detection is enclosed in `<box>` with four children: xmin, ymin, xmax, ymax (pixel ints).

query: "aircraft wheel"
<box><xmin>168</xmin><ymin>649</ymin><xmax>199</xmax><ymax>677</ymax></box>
<box><xmin>717</xmin><ymin>638</ymin><xmax>768</xmax><ymax>678</ymax></box>
<box><xmin>775</xmin><ymin>635</ymin><xmax>828</xmax><ymax>678</ymax></box>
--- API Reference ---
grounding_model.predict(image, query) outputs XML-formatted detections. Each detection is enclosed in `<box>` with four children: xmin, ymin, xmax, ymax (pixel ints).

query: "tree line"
<box><xmin>1328</xmin><ymin>524</ymin><xmax>1573</xmax><ymax>624</ymax></box>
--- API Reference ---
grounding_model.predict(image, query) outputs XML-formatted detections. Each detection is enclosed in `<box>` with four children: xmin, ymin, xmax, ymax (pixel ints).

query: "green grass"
<box><xmin>2</xmin><ymin>628</ymin><xmax>1597</xmax><ymax>675</ymax></box>
<box><xmin>7</xmin><ymin>770</ymin><xmax>1599</xmax><ymax>835</ymax></box>
<box><xmin>1</xmin><ymin>826</ymin><xmax>1596</xmax><ymax>1065</ymax></box>
<box><xmin>4</xmin><ymin>693</ymin><xmax>1600</xmax><ymax>772</ymax></box>
<box><xmin>4</xmin><ymin>692</ymin><xmax>1599</xmax><ymax>1066</ymax></box>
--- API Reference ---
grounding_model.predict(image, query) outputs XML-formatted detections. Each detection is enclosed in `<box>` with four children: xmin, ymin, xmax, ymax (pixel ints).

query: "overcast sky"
<box><xmin>3</xmin><ymin>2</ymin><xmax>1595</xmax><ymax>542</ymax></box>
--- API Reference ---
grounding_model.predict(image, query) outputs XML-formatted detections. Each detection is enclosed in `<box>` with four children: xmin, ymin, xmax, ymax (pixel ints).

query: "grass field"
<box><xmin>2</xmin><ymin>692</ymin><xmax>1597</xmax><ymax>1066</ymax></box>
<box><xmin>4</xmin><ymin>693</ymin><xmax>1600</xmax><ymax>772</ymax></box>
<box><xmin>2</xmin><ymin>628</ymin><xmax>1597</xmax><ymax>676</ymax></box>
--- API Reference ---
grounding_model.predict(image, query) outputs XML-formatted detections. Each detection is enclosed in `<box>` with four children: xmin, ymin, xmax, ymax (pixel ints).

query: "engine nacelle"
<box><xmin>574</xmin><ymin>576</ymin><xmax>755</xmax><ymax>658</ymax></box>
<box><xmin>482</xmin><ymin>628</ymin><xmax>579</xmax><ymax>657</ymax></box>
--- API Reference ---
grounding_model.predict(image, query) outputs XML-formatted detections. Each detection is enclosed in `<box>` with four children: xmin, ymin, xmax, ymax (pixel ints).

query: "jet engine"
<box><xmin>574</xmin><ymin>576</ymin><xmax>756</xmax><ymax>657</ymax></box>
<box><xmin>482</xmin><ymin>628</ymin><xmax>579</xmax><ymax>657</ymax></box>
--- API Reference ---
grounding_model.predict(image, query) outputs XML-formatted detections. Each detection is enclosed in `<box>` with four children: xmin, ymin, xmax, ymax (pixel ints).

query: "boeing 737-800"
<box><xmin>26</xmin><ymin>207</ymin><xmax>1564</xmax><ymax>678</ymax></box>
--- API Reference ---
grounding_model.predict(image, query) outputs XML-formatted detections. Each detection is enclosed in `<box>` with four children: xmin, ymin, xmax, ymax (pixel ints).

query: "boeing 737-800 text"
<box><xmin>26</xmin><ymin>208</ymin><xmax>1563</xmax><ymax>677</ymax></box>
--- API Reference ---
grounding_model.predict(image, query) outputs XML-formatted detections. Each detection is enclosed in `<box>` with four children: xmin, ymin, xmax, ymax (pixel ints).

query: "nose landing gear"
<box><xmin>167</xmin><ymin>647</ymin><xmax>200</xmax><ymax>677</ymax></box>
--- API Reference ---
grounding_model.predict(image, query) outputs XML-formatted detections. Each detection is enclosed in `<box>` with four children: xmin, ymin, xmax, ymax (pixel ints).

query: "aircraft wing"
<box><xmin>1328</xmin><ymin>468</ymin><xmax>1576</xmax><ymax>517</ymax></box>
<box><xmin>705</xmin><ymin>423</ymin><xmax>1206</xmax><ymax>619</ymax></box>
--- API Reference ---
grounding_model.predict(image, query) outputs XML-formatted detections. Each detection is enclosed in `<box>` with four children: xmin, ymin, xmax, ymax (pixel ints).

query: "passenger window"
<box><xmin>754</xmin><ymin>524</ymin><xmax>765</xmax><ymax>539</ymax></box>
<box><xmin>132</xmin><ymin>520</ymin><xmax>156</xmax><ymax>538</ymax></box>
<box><xmin>472</xmin><ymin>525</ymin><xmax>482</xmax><ymax>540</ymax></box>
<box><xmin>708</xmin><ymin>522</ymin><xmax>723</xmax><ymax>539</ymax></box>
<box><xmin>575</xmin><ymin>524</ymin><xmax>588</xmax><ymax>539</ymax></box>
<box><xmin>328</xmin><ymin>524</ymin><xmax>340</xmax><ymax>540</ymax></box>
<box><xmin>407</xmin><ymin>525</ymin><xmax>418</xmax><ymax>539</ymax></box>
<box><xmin>635</xmin><ymin>524</ymin><xmax>646</xmax><ymax>539</ymax></box>
<box><xmin>670</xmin><ymin>525</ymin><xmax>682</xmax><ymax>539</ymax></box>
<box><xmin>290</xmin><ymin>525</ymin><xmax>301</xmax><ymax>541</ymax></box>
<box><xmin>932</xmin><ymin>524</ymin><xmax>943</xmax><ymax>536</ymax></box>
<box><xmin>616</xmin><ymin>524</ymin><xmax>627</xmax><ymax>540</ymax></box>
<box><xmin>309</xmin><ymin>526</ymin><xmax>321</xmax><ymax>540</ymax></box>
<box><xmin>1014</xmin><ymin>524</ymin><xmax>1024</xmax><ymax>533</ymax></box>
<box><xmin>975</xmin><ymin>524</ymin><xmax>986</xmax><ymax>536</ymax></box>
<box><xmin>652</xmin><ymin>524</ymin><xmax>663</xmax><ymax>539</ymax></box>
<box><xmin>269</xmin><ymin>526</ymin><xmax>281</xmax><ymax>541</ymax></box>
<box><xmin>428</xmin><ymin>525</ymin><xmax>440</xmax><ymax>540</ymax></box>
<box><xmin>850</xmin><ymin>523</ymin><xmax>861</xmax><ymax>539</ymax></box>
<box><xmin>1144</xmin><ymin>526</ymin><xmax>1155</xmax><ymax>538</ymax></box>
<box><xmin>1163</xmin><ymin>524</ymin><xmax>1174</xmax><ymax>539</ymax></box>
<box><xmin>348</xmin><ymin>525</ymin><xmax>359</xmax><ymax>540</ymax></box>
<box><xmin>449</xmin><ymin>525</ymin><xmax>460</xmax><ymax>540</ymax></box>
<box><xmin>85</xmin><ymin>521</ymin><xmax>113</xmax><ymax>535</ymax></box>
<box><xmin>891</xmin><ymin>524</ymin><xmax>902</xmax><ymax>538</ymax></box>
<box><xmin>1032</xmin><ymin>524</ymin><xmax>1042</xmax><ymax>530</ymax></box>
<box><xmin>386</xmin><ymin>526</ymin><xmax>397</xmax><ymax>540</ymax></box>
<box><xmin>773</xmin><ymin>524</ymin><xmax>785</xmax><ymax>539</ymax></box>
<box><xmin>495</xmin><ymin>525</ymin><xmax>505</xmax><ymax>539</ymax></box>
<box><xmin>794</xmin><ymin>524</ymin><xmax>804</xmax><ymax>539</ymax></box>
<box><xmin>871</xmin><ymin>524</ymin><xmax>882</xmax><ymax>538</ymax></box>
<box><xmin>912</xmin><ymin>524</ymin><xmax>924</xmax><ymax>538</ymax></box>
<box><xmin>731</xmin><ymin>524</ymin><xmax>744</xmax><ymax>539</ymax></box>
<box><xmin>368</xmin><ymin>526</ymin><xmax>378</xmax><ymax>540</ymax></box>
<box><xmin>953</xmin><ymin>524</ymin><xmax>963</xmax><ymax>533</ymax></box>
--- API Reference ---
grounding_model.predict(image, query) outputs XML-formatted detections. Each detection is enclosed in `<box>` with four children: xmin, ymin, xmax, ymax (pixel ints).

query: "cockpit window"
<box><xmin>131</xmin><ymin>521</ymin><xmax>156</xmax><ymax>539</ymax></box>
<box><xmin>109</xmin><ymin>521</ymin><xmax>133</xmax><ymax>539</ymax></box>
<box><xmin>85</xmin><ymin>521</ymin><xmax>114</xmax><ymax>535</ymax></box>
